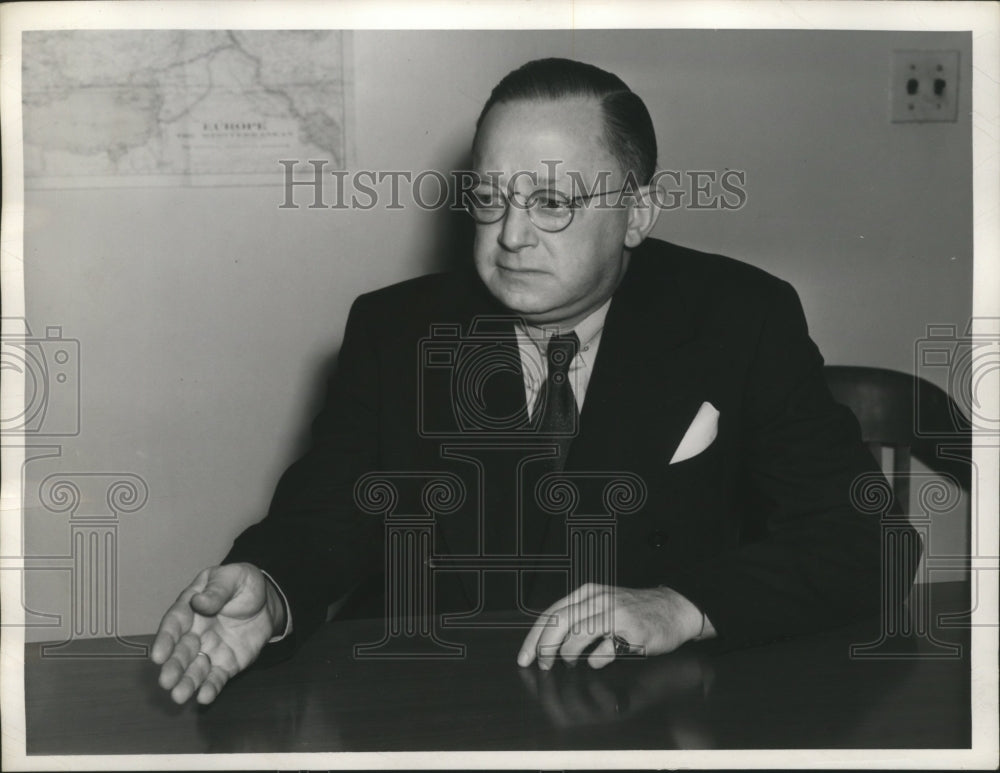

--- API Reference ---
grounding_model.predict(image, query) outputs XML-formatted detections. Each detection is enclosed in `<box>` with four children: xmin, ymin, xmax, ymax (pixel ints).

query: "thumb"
<box><xmin>190</xmin><ymin>565</ymin><xmax>240</xmax><ymax>616</ymax></box>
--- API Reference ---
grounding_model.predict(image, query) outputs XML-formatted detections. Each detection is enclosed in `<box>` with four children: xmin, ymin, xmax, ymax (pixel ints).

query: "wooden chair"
<box><xmin>823</xmin><ymin>365</ymin><xmax>971</xmax><ymax>513</ymax></box>
<box><xmin>827</xmin><ymin>366</ymin><xmax>974</xmax><ymax>649</ymax></box>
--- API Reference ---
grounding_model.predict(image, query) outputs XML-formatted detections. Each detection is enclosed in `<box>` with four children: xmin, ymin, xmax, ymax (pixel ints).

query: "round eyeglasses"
<box><xmin>464</xmin><ymin>186</ymin><xmax>630</xmax><ymax>234</ymax></box>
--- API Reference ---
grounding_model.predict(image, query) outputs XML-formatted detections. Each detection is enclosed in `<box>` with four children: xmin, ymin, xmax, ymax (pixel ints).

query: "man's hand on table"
<box><xmin>151</xmin><ymin>562</ymin><xmax>285</xmax><ymax>704</ymax></box>
<box><xmin>518</xmin><ymin>583</ymin><xmax>715</xmax><ymax>670</ymax></box>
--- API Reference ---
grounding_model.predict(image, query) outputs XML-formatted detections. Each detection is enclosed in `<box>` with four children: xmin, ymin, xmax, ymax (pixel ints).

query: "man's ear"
<box><xmin>623</xmin><ymin>184</ymin><xmax>661</xmax><ymax>249</ymax></box>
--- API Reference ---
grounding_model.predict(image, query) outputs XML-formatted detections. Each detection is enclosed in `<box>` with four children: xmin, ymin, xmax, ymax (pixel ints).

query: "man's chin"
<box><xmin>484</xmin><ymin>281</ymin><xmax>556</xmax><ymax>318</ymax></box>
<box><xmin>495</xmin><ymin>296</ymin><xmax>561</xmax><ymax>320</ymax></box>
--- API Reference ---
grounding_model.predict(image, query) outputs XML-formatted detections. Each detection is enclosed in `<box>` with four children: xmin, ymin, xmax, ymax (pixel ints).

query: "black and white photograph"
<box><xmin>1</xmin><ymin>1</ymin><xmax>997</xmax><ymax>769</ymax></box>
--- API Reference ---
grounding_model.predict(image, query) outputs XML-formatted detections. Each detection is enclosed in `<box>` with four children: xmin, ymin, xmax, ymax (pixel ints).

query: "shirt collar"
<box><xmin>515</xmin><ymin>296</ymin><xmax>612</xmax><ymax>355</ymax></box>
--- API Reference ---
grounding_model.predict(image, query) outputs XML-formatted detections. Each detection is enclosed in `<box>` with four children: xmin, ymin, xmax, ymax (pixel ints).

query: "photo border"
<box><xmin>2</xmin><ymin>1</ymin><xmax>997</xmax><ymax>769</ymax></box>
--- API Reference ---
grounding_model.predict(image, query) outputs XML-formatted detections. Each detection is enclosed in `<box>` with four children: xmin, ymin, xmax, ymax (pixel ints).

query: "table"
<box><xmin>25</xmin><ymin>582</ymin><xmax>971</xmax><ymax>754</ymax></box>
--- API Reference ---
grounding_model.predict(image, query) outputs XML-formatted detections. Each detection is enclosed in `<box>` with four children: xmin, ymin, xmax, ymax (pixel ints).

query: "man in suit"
<box><xmin>152</xmin><ymin>58</ymin><xmax>915</xmax><ymax>705</ymax></box>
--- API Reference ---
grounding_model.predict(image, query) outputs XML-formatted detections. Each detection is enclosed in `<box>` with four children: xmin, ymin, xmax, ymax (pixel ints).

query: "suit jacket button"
<box><xmin>649</xmin><ymin>530</ymin><xmax>668</xmax><ymax>548</ymax></box>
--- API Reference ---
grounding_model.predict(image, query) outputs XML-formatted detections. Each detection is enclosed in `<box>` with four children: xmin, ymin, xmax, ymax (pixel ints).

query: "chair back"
<box><xmin>823</xmin><ymin>365</ymin><xmax>971</xmax><ymax>513</ymax></box>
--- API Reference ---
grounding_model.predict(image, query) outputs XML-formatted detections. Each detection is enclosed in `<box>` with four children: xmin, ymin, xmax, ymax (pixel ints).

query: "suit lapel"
<box><xmin>568</xmin><ymin>244</ymin><xmax>704</xmax><ymax>474</ymax></box>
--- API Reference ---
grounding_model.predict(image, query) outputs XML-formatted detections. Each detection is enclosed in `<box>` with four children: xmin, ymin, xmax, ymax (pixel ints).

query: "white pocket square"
<box><xmin>669</xmin><ymin>401</ymin><xmax>720</xmax><ymax>464</ymax></box>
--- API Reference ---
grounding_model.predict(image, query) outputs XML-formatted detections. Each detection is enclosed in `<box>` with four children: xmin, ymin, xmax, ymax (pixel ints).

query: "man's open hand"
<box><xmin>151</xmin><ymin>563</ymin><xmax>284</xmax><ymax>704</ymax></box>
<box><xmin>517</xmin><ymin>583</ymin><xmax>714</xmax><ymax>670</ymax></box>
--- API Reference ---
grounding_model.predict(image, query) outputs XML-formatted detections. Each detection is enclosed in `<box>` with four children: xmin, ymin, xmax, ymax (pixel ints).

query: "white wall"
<box><xmin>21</xmin><ymin>30</ymin><xmax>972</xmax><ymax>640</ymax></box>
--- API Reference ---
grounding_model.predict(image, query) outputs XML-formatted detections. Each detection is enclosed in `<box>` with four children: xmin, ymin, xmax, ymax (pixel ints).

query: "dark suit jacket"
<box><xmin>225</xmin><ymin>237</ymin><xmax>917</xmax><ymax>651</ymax></box>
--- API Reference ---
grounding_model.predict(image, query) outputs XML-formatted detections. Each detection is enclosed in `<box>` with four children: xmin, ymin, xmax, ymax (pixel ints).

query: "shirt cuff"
<box><xmin>260</xmin><ymin>569</ymin><xmax>293</xmax><ymax>643</ymax></box>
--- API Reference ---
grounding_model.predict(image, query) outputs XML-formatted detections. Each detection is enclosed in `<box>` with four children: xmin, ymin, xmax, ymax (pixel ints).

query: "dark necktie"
<box><xmin>535</xmin><ymin>331</ymin><xmax>580</xmax><ymax>468</ymax></box>
<box><xmin>518</xmin><ymin>331</ymin><xmax>581</xmax><ymax>601</ymax></box>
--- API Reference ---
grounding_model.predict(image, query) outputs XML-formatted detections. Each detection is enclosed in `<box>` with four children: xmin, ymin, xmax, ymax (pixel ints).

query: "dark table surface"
<box><xmin>25</xmin><ymin>581</ymin><xmax>971</xmax><ymax>754</ymax></box>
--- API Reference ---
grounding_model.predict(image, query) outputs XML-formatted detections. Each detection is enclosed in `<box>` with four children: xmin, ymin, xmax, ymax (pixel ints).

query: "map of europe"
<box><xmin>22</xmin><ymin>30</ymin><xmax>348</xmax><ymax>186</ymax></box>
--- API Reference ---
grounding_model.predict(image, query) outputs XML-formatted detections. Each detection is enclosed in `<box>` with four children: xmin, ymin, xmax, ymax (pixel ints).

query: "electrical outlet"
<box><xmin>891</xmin><ymin>50</ymin><xmax>960</xmax><ymax>123</ymax></box>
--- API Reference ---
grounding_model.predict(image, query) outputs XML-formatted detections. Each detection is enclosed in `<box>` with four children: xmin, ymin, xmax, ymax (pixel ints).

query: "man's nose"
<box><xmin>498</xmin><ymin>199</ymin><xmax>538</xmax><ymax>251</ymax></box>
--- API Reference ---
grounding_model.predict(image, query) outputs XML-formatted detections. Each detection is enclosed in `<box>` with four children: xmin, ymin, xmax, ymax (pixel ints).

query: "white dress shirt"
<box><xmin>514</xmin><ymin>297</ymin><xmax>612</xmax><ymax>419</ymax></box>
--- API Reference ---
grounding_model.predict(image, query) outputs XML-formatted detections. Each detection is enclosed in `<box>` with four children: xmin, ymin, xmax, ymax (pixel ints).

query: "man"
<box><xmin>152</xmin><ymin>58</ymin><xmax>914</xmax><ymax>705</ymax></box>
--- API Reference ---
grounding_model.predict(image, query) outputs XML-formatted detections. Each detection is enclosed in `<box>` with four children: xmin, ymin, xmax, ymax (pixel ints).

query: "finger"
<box><xmin>170</xmin><ymin>649</ymin><xmax>212</xmax><ymax>704</ymax></box>
<box><xmin>197</xmin><ymin>625</ymin><xmax>224</xmax><ymax>655</ymax></box>
<box><xmin>586</xmin><ymin>634</ymin><xmax>617</xmax><ymax>669</ymax></box>
<box><xmin>196</xmin><ymin>665</ymin><xmax>231</xmax><ymax>705</ymax></box>
<box><xmin>536</xmin><ymin>593</ymin><xmax>610</xmax><ymax>670</ymax></box>
<box><xmin>157</xmin><ymin>631</ymin><xmax>201</xmax><ymax>691</ymax></box>
<box><xmin>151</xmin><ymin>592</ymin><xmax>196</xmax><ymax>665</ymax></box>
<box><xmin>517</xmin><ymin>583</ymin><xmax>606</xmax><ymax>667</ymax></box>
<box><xmin>196</xmin><ymin>627</ymin><xmax>240</xmax><ymax>675</ymax></box>
<box><xmin>523</xmin><ymin>605</ymin><xmax>571</xmax><ymax>670</ymax></box>
<box><xmin>557</xmin><ymin>612</ymin><xmax>608</xmax><ymax>666</ymax></box>
<box><xmin>190</xmin><ymin>566</ymin><xmax>239</xmax><ymax>616</ymax></box>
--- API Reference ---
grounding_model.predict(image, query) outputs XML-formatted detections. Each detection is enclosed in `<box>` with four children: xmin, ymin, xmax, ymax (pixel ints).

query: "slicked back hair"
<box><xmin>474</xmin><ymin>58</ymin><xmax>658</xmax><ymax>185</ymax></box>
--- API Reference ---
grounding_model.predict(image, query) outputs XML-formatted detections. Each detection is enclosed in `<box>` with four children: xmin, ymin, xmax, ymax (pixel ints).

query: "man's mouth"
<box><xmin>497</xmin><ymin>265</ymin><xmax>546</xmax><ymax>274</ymax></box>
